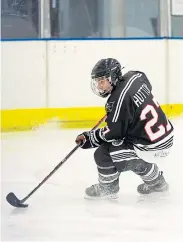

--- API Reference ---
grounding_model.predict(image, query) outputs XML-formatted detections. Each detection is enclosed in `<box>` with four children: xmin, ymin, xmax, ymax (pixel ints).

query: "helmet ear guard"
<box><xmin>110</xmin><ymin>64</ymin><xmax>123</xmax><ymax>86</ymax></box>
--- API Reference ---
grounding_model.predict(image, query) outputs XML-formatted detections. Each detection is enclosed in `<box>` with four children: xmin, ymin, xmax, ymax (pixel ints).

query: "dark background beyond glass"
<box><xmin>171</xmin><ymin>15</ymin><xmax>183</xmax><ymax>37</ymax></box>
<box><xmin>49</xmin><ymin>0</ymin><xmax>160</xmax><ymax>38</ymax></box>
<box><xmin>1</xmin><ymin>0</ymin><xmax>39</xmax><ymax>38</ymax></box>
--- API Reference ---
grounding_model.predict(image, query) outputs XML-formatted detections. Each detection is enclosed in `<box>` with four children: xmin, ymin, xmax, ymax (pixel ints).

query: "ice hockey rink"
<box><xmin>1</xmin><ymin>117</ymin><xmax>183</xmax><ymax>242</ymax></box>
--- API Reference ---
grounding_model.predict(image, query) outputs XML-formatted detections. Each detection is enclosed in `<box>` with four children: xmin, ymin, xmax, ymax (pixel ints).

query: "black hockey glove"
<box><xmin>75</xmin><ymin>130</ymin><xmax>102</xmax><ymax>149</ymax></box>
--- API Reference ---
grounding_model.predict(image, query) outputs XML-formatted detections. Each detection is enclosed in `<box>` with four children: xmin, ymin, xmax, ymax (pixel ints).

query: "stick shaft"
<box><xmin>21</xmin><ymin>115</ymin><xmax>106</xmax><ymax>203</ymax></box>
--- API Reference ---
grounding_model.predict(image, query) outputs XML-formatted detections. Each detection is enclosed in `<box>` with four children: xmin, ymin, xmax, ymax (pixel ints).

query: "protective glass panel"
<box><xmin>171</xmin><ymin>16</ymin><xmax>183</xmax><ymax>37</ymax></box>
<box><xmin>50</xmin><ymin>0</ymin><xmax>99</xmax><ymax>38</ymax></box>
<box><xmin>51</xmin><ymin>0</ymin><xmax>160</xmax><ymax>38</ymax></box>
<box><xmin>1</xmin><ymin>0</ymin><xmax>39</xmax><ymax>39</ymax></box>
<box><xmin>124</xmin><ymin>0</ymin><xmax>160</xmax><ymax>37</ymax></box>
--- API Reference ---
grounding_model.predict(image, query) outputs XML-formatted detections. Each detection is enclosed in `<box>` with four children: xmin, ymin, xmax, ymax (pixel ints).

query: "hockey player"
<box><xmin>75</xmin><ymin>58</ymin><xmax>174</xmax><ymax>199</ymax></box>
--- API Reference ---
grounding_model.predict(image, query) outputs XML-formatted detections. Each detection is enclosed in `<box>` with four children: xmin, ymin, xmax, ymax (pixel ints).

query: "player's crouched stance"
<box><xmin>75</xmin><ymin>58</ymin><xmax>174</xmax><ymax>199</ymax></box>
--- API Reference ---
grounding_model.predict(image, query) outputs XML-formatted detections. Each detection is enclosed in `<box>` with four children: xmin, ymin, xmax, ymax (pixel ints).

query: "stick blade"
<box><xmin>6</xmin><ymin>192</ymin><xmax>28</xmax><ymax>208</ymax></box>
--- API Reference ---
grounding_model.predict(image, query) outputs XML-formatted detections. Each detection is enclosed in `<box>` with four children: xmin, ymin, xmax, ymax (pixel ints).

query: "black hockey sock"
<box><xmin>139</xmin><ymin>163</ymin><xmax>159</xmax><ymax>183</ymax></box>
<box><xmin>130</xmin><ymin>159</ymin><xmax>159</xmax><ymax>183</ymax></box>
<box><xmin>98</xmin><ymin>170</ymin><xmax>119</xmax><ymax>184</ymax></box>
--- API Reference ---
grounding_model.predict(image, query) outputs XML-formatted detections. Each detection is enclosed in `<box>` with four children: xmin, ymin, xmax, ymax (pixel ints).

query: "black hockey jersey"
<box><xmin>101</xmin><ymin>71</ymin><xmax>174</xmax><ymax>150</ymax></box>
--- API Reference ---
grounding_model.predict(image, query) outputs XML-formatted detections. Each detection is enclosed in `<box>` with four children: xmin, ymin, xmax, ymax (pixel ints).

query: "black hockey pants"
<box><xmin>94</xmin><ymin>141</ymin><xmax>159</xmax><ymax>184</ymax></box>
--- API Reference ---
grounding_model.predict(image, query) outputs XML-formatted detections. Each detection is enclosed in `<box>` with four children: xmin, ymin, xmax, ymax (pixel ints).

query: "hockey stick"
<box><xmin>6</xmin><ymin>115</ymin><xmax>106</xmax><ymax>208</ymax></box>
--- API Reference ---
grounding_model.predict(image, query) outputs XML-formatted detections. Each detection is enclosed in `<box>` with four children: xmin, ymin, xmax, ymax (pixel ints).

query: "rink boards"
<box><xmin>1</xmin><ymin>38</ymin><xmax>183</xmax><ymax>131</ymax></box>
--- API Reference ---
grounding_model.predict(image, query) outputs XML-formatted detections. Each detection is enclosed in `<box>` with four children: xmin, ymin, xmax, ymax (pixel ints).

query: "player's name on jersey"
<box><xmin>133</xmin><ymin>83</ymin><xmax>151</xmax><ymax>107</ymax></box>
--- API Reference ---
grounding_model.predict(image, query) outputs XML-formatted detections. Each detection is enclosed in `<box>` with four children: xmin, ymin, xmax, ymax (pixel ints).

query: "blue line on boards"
<box><xmin>1</xmin><ymin>37</ymin><xmax>183</xmax><ymax>42</ymax></box>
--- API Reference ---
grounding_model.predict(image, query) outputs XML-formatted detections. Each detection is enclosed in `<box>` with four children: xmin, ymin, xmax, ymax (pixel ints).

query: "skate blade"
<box><xmin>84</xmin><ymin>193</ymin><xmax>119</xmax><ymax>200</ymax></box>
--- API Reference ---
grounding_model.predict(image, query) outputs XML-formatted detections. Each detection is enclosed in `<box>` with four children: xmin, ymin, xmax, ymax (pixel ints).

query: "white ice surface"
<box><xmin>1</xmin><ymin>118</ymin><xmax>183</xmax><ymax>242</ymax></box>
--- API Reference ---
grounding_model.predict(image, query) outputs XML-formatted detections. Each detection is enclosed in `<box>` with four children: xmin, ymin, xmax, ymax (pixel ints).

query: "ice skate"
<box><xmin>85</xmin><ymin>179</ymin><xmax>119</xmax><ymax>199</ymax></box>
<box><xmin>137</xmin><ymin>172</ymin><xmax>169</xmax><ymax>195</ymax></box>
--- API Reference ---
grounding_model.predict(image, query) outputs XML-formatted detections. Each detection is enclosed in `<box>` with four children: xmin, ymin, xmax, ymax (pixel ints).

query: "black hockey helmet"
<box><xmin>91</xmin><ymin>58</ymin><xmax>123</xmax><ymax>97</ymax></box>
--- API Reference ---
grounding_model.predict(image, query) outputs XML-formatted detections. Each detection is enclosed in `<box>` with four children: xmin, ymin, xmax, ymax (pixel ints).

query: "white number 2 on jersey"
<box><xmin>140</xmin><ymin>99</ymin><xmax>171</xmax><ymax>141</ymax></box>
